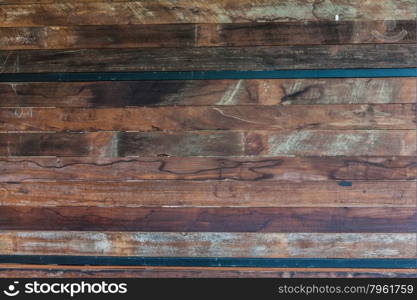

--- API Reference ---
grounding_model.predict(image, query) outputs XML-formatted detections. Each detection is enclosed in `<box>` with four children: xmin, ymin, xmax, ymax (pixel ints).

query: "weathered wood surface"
<box><xmin>0</xmin><ymin>207</ymin><xmax>414</xmax><ymax>232</ymax></box>
<box><xmin>0</xmin><ymin>44</ymin><xmax>415</xmax><ymax>73</ymax></box>
<box><xmin>0</xmin><ymin>232</ymin><xmax>414</xmax><ymax>258</ymax></box>
<box><xmin>0</xmin><ymin>181</ymin><xmax>414</xmax><ymax>207</ymax></box>
<box><xmin>1</xmin><ymin>156</ymin><xmax>414</xmax><ymax>182</ymax></box>
<box><xmin>0</xmin><ymin>1</ymin><xmax>414</xmax><ymax>26</ymax></box>
<box><xmin>1</xmin><ymin>78</ymin><xmax>414</xmax><ymax>107</ymax></box>
<box><xmin>0</xmin><ymin>265</ymin><xmax>415</xmax><ymax>278</ymax></box>
<box><xmin>2</xmin><ymin>104</ymin><xmax>415</xmax><ymax>132</ymax></box>
<box><xmin>0</xmin><ymin>21</ymin><xmax>414</xmax><ymax>50</ymax></box>
<box><xmin>198</xmin><ymin>21</ymin><xmax>416</xmax><ymax>47</ymax></box>
<box><xmin>1</xmin><ymin>131</ymin><xmax>415</xmax><ymax>157</ymax></box>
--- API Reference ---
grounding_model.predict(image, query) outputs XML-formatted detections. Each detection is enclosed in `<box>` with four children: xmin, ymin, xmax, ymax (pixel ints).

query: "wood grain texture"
<box><xmin>197</xmin><ymin>21</ymin><xmax>416</xmax><ymax>47</ymax></box>
<box><xmin>1</xmin><ymin>104</ymin><xmax>414</xmax><ymax>132</ymax></box>
<box><xmin>1</xmin><ymin>156</ymin><xmax>414</xmax><ymax>182</ymax></box>
<box><xmin>0</xmin><ymin>232</ymin><xmax>414</xmax><ymax>258</ymax></box>
<box><xmin>0</xmin><ymin>21</ymin><xmax>414</xmax><ymax>50</ymax></box>
<box><xmin>0</xmin><ymin>181</ymin><xmax>414</xmax><ymax>208</ymax></box>
<box><xmin>0</xmin><ymin>24</ymin><xmax>196</xmax><ymax>50</ymax></box>
<box><xmin>0</xmin><ymin>207</ymin><xmax>414</xmax><ymax>232</ymax></box>
<box><xmin>1</xmin><ymin>78</ymin><xmax>414</xmax><ymax>107</ymax></box>
<box><xmin>1</xmin><ymin>131</ymin><xmax>415</xmax><ymax>157</ymax></box>
<box><xmin>0</xmin><ymin>1</ymin><xmax>414</xmax><ymax>26</ymax></box>
<box><xmin>0</xmin><ymin>44</ymin><xmax>415</xmax><ymax>73</ymax></box>
<box><xmin>0</xmin><ymin>265</ymin><xmax>415</xmax><ymax>278</ymax></box>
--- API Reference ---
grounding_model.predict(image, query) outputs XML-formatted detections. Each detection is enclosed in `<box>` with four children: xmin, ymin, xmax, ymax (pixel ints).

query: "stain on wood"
<box><xmin>1</xmin><ymin>104</ymin><xmax>414</xmax><ymax>131</ymax></box>
<box><xmin>1</xmin><ymin>78</ymin><xmax>414</xmax><ymax>107</ymax></box>
<box><xmin>0</xmin><ymin>206</ymin><xmax>415</xmax><ymax>232</ymax></box>
<box><xmin>0</xmin><ymin>232</ymin><xmax>414</xmax><ymax>258</ymax></box>
<box><xmin>0</xmin><ymin>44</ymin><xmax>415</xmax><ymax>73</ymax></box>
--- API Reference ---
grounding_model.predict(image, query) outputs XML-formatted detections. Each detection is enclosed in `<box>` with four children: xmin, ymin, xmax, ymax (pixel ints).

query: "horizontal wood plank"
<box><xmin>0</xmin><ymin>1</ymin><xmax>414</xmax><ymax>26</ymax></box>
<box><xmin>1</xmin><ymin>104</ymin><xmax>414</xmax><ymax>131</ymax></box>
<box><xmin>1</xmin><ymin>131</ymin><xmax>415</xmax><ymax>157</ymax></box>
<box><xmin>0</xmin><ymin>265</ymin><xmax>415</xmax><ymax>278</ymax></box>
<box><xmin>0</xmin><ymin>232</ymin><xmax>414</xmax><ymax>258</ymax></box>
<box><xmin>0</xmin><ymin>44</ymin><xmax>415</xmax><ymax>73</ymax></box>
<box><xmin>0</xmin><ymin>21</ymin><xmax>414</xmax><ymax>50</ymax></box>
<box><xmin>0</xmin><ymin>24</ymin><xmax>196</xmax><ymax>50</ymax></box>
<box><xmin>197</xmin><ymin>21</ymin><xmax>416</xmax><ymax>47</ymax></box>
<box><xmin>0</xmin><ymin>207</ymin><xmax>414</xmax><ymax>232</ymax></box>
<box><xmin>1</xmin><ymin>156</ymin><xmax>414</xmax><ymax>182</ymax></box>
<box><xmin>0</xmin><ymin>181</ymin><xmax>414</xmax><ymax>207</ymax></box>
<box><xmin>1</xmin><ymin>78</ymin><xmax>414</xmax><ymax>107</ymax></box>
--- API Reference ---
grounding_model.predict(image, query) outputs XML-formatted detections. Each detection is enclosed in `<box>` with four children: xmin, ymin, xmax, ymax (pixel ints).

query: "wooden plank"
<box><xmin>0</xmin><ymin>21</ymin><xmax>414</xmax><ymax>50</ymax></box>
<box><xmin>0</xmin><ymin>181</ymin><xmax>414</xmax><ymax>208</ymax></box>
<box><xmin>0</xmin><ymin>232</ymin><xmax>414</xmax><ymax>258</ymax></box>
<box><xmin>120</xmin><ymin>130</ymin><xmax>416</xmax><ymax>157</ymax></box>
<box><xmin>1</xmin><ymin>156</ymin><xmax>414</xmax><ymax>182</ymax></box>
<box><xmin>246</xmin><ymin>130</ymin><xmax>416</xmax><ymax>156</ymax></box>
<box><xmin>0</xmin><ymin>207</ymin><xmax>414</xmax><ymax>232</ymax></box>
<box><xmin>0</xmin><ymin>44</ymin><xmax>414</xmax><ymax>73</ymax></box>
<box><xmin>197</xmin><ymin>21</ymin><xmax>416</xmax><ymax>47</ymax></box>
<box><xmin>1</xmin><ymin>78</ymin><xmax>414</xmax><ymax>107</ymax></box>
<box><xmin>1</xmin><ymin>104</ymin><xmax>414</xmax><ymax>131</ymax></box>
<box><xmin>0</xmin><ymin>265</ymin><xmax>415</xmax><ymax>278</ymax></box>
<box><xmin>1</xmin><ymin>130</ymin><xmax>415</xmax><ymax>157</ymax></box>
<box><xmin>0</xmin><ymin>24</ymin><xmax>196</xmax><ymax>50</ymax></box>
<box><xmin>0</xmin><ymin>1</ymin><xmax>414</xmax><ymax>26</ymax></box>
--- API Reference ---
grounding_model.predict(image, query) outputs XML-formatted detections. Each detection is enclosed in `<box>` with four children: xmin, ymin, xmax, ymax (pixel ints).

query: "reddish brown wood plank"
<box><xmin>0</xmin><ymin>181</ymin><xmax>414</xmax><ymax>207</ymax></box>
<box><xmin>0</xmin><ymin>44</ymin><xmax>414</xmax><ymax>73</ymax></box>
<box><xmin>1</xmin><ymin>104</ymin><xmax>414</xmax><ymax>131</ymax></box>
<box><xmin>0</xmin><ymin>206</ymin><xmax>414</xmax><ymax>232</ymax></box>
<box><xmin>1</xmin><ymin>156</ymin><xmax>414</xmax><ymax>182</ymax></box>
<box><xmin>0</xmin><ymin>232</ymin><xmax>414</xmax><ymax>258</ymax></box>
<box><xmin>1</xmin><ymin>78</ymin><xmax>414</xmax><ymax>107</ymax></box>
<box><xmin>0</xmin><ymin>1</ymin><xmax>414</xmax><ymax>26</ymax></box>
<box><xmin>0</xmin><ymin>265</ymin><xmax>414</xmax><ymax>278</ymax></box>
<box><xmin>0</xmin><ymin>265</ymin><xmax>415</xmax><ymax>278</ymax></box>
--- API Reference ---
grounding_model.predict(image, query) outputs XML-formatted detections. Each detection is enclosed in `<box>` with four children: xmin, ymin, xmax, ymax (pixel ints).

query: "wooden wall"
<box><xmin>0</xmin><ymin>0</ymin><xmax>416</xmax><ymax>278</ymax></box>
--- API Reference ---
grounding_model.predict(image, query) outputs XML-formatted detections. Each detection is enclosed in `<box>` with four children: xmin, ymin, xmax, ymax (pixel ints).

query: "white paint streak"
<box><xmin>212</xmin><ymin>107</ymin><xmax>265</xmax><ymax>125</ymax></box>
<box><xmin>216</xmin><ymin>79</ymin><xmax>243</xmax><ymax>105</ymax></box>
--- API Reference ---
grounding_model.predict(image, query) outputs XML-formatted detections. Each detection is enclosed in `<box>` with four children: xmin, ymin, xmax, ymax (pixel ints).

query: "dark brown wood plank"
<box><xmin>197</xmin><ymin>21</ymin><xmax>415</xmax><ymax>47</ymax></box>
<box><xmin>1</xmin><ymin>78</ymin><xmax>414</xmax><ymax>107</ymax></box>
<box><xmin>0</xmin><ymin>206</ymin><xmax>414</xmax><ymax>232</ymax></box>
<box><xmin>0</xmin><ymin>265</ymin><xmax>415</xmax><ymax>278</ymax></box>
<box><xmin>0</xmin><ymin>44</ymin><xmax>414</xmax><ymax>73</ymax></box>
<box><xmin>0</xmin><ymin>24</ymin><xmax>196</xmax><ymax>50</ymax></box>
<box><xmin>1</xmin><ymin>156</ymin><xmax>414</xmax><ymax>182</ymax></box>
<box><xmin>1</xmin><ymin>104</ymin><xmax>414</xmax><ymax>131</ymax></box>
<box><xmin>0</xmin><ymin>1</ymin><xmax>414</xmax><ymax>26</ymax></box>
<box><xmin>1</xmin><ymin>131</ymin><xmax>414</xmax><ymax>157</ymax></box>
<box><xmin>0</xmin><ymin>21</ymin><xmax>414</xmax><ymax>50</ymax></box>
<box><xmin>0</xmin><ymin>232</ymin><xmax>413</xmax><ymax>258</ymax></box>
<box><xmin>1</xmin><ymin>181</ymin><xmax>414</xmax><ymax>207</ymax></box>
